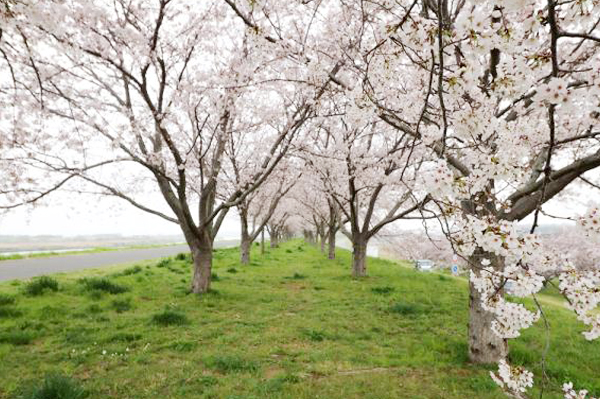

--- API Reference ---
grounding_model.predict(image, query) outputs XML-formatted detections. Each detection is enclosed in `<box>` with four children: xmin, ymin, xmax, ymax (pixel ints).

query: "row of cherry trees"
<box><xmin>2</xmin><ymin>0</ymin><xmax>600</xmax><ymax>397</ymax></box>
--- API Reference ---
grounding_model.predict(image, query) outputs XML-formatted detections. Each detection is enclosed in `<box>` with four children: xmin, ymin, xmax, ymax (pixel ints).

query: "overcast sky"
<box><xmin>0</xmin><ymin>193</ymin><xmax>241</xmax><ymax>239</ymax></box>
<box><xmin>0</xmin><ymin>178</ymin><xmax>590</xmax><ymax>239</ymax></box>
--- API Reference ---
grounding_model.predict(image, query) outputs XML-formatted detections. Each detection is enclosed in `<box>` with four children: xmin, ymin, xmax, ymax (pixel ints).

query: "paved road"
<box><xmin>0</xmin><ymin>240</ymin><xmax>238</xmax><ymax>281</ymax></box>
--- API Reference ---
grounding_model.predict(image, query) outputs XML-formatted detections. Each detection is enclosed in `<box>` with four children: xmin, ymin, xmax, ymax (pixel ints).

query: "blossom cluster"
<box><xmin>471</xmin><ymin>268</ymin><xmax>540</xmax><ymax>339</ymax></box>
<box><xmin>559</xmin><ymin>269</ymin><xmax>600</xmax><ymax>340</ymax></box>
<box><xmin>490</xmin><ymin>360</ymin><xmax>534</xmax><ymax>395</ymax></box>
<box><xmin>563</xmin><ymin>382</ymin><xmax>599</xmax><ymax>399</ymax></box>
<box><xmin>578</xmin><ymin>206</ymin><xmax>600</xmax><ymax>237</ymax></box>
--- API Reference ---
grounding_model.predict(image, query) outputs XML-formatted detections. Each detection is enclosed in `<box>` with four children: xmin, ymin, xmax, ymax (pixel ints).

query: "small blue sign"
<box><xmin>451</xmin><ymin>264</ymin><xmax>459</xmax><ymax>275</ymax></box>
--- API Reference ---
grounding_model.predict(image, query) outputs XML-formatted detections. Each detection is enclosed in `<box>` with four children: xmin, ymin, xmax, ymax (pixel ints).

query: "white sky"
<box><xmin>0</xmin><ymin>174</ymin><xmax>592</xmax><ymax>238</ymax></box>
<box><xmin>0</xmin><ymin>193</ymin><xmax>241</xmax><ymax>239</ymax></box>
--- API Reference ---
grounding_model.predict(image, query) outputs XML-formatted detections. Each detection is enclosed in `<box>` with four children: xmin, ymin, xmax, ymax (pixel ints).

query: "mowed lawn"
<box><xmin>0</xmin><ymin>240</ymin><xmax>599</xmax><ymax>399</ymax></box>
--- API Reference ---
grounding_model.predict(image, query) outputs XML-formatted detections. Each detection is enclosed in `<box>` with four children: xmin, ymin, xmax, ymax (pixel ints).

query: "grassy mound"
<box><xmin>0</xmin><ymin>240</ymin><xmax>598</xmax><ymax>398</ymax></box>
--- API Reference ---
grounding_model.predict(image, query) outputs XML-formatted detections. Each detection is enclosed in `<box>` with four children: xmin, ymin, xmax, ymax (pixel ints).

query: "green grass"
<box><xmin>151</xmin><ymin>309</ymin><xmax>189</xmax><ymax>326</ymax></box>
<box><xmin>78</xmin><ymin>278</ymin><xmax>128</xmax><ymax>295</ymax></box>
<box><xmin>23</xmin><ymin>276</ymin><xmax>59</xmax><ymax>296</ymax></box>
<box><xmin>16</xmin><ymin>373</ymin><xmax>87</xmax><ymax>399</ymax></box>
<box><xmin>0</xmin><ymin>240</ymin><xmax>598</xmax><ymax>398</ymax></box>
<box><xmin>110</xmin><ymin>298</ymin><xmax>133</xmax><ymax>313</ymax></box>
<box><xmin>371</xmin><ymin>286</ymin><xmax>395</xmax><ymax>295</ymax></box>
<box><xmin>0</xmin><ymin>293</ymin><xmax>16</xmax><ymax>306</ymax></box>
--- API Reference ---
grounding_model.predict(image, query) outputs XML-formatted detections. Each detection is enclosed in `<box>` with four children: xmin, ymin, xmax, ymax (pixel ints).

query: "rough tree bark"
<box><xmin>352</xmin><ymin>236</ymin><xmax>368</xmax><ymax>277</ymax></box>
<box><xmin>191</xmin><ymin>233</ymin><xmax>213</xmax><ymax>294</ymax></box>
<box><xmin>326</xmin><ymin>199</ymin><xmax>338</xmax><ymax>259</ymax></box>
<box><xmin>270</xmin><ymin>233</ymin><xmax>278</xmax><ymax>248</ymax></box>
<box><xmin>240</xmin><ymin>235</ymin><xmax>251</xmax><ymax>264</ymax></box>
<box><xmin>328</xmin><ymin>227</ymin><xmax>336</xmax><ymax>260</ymax></box>
<box><xmin>240</xmin><ymin>210</ymin><xmax>251</xmax><ymax>264</ymax></box>
<box><xmin>459</xmin><ymin>190</ymin><xmax>510</xmax><ymax>363</ymax></box>
<box><xmin>468</xmin><ymin>250</ymin><xmax>508</xmax><ymax>363</ymax></box>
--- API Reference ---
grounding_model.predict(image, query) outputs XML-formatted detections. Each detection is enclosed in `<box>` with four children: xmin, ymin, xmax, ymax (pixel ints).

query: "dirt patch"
<box><xmin>284</xmin><ymin>282</ymin><xmax>306</xmax><ymax>292</ymax></box>
<box><xmin>337</xmin><ymin>367</ymin><xmax>402</xmax><ymax>375</ymax></box>
<box><xmin>264</xmin><ymin>367</ymin><xmax>285</xmax><ymax>379</ymax></box>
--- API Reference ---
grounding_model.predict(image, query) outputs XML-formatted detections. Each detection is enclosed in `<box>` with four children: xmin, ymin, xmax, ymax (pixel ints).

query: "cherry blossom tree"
<box><xmin>343</xmin><ymin>0</ymin><xmax>600</xmax><ymax>395</ymax></box>
<box><xmin>290</xmin><ymin>173</ymin><xmax>340</xmax><ymax>257</ymax></box>
<box><xmin>4</xmin><ymin>0</ymin><xmax>600</xmax><ymax>396</ymax></box>
<box><xmin>381</xmin><ymin>229</ymin><xmax>456</xmax><ymax>267</ymax></box>
<box><xmin>11</xmin><ymin>0</ymin><xmax>341</xmax><ymax>294</ymax></box>
<box><xmin>542</xmin><ymin>225</ymin><xmax>600</xmax><ymax>273</ymax></box>
<box><xmin>288</xmin><ymin>0</ymin><xmax>600</xmax><ymax>394</ymax></box>
<box><xmin>265</xmin><ymin>201</ymin><xmax>293</xmax><ymax>248</ymax></box>
<box><xmin>228</xmin><ymin>158</ymin><xmax>298</xmax><ymax>264</ymax></box>
<box><xmin>302</xmin><ymin>112</ymin><xmax>430</xmax><ymax>277</ymax></box>
<box><xmin>1</xmin><ymin>0</ymin><xmax>85</xmax><ymax>211</ymax></box>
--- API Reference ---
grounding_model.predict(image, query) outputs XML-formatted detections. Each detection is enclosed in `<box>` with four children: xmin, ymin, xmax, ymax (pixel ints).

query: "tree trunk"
<box><xmin>261</xmin><ymin>229</ymin><xmax>265</xmax><ymax>254</ymax></box>
<box><xmin>328</xmin><ymin>228</ymin><xmax>336</xmax><ymax>260</ymax></box>
<box><xmin>320</xmin><ymin>231</ymin><xmax>326</xmax><ymax>253</ymax></box>
<box><xmin>468</xmin><ymin>250</ymin><xmax>508</xmax><ymax>363</ymax></box>
<box><xmin>270</xmin><ymin>233</ymin><xmax>278</xmax><ymax>248</ymax></box>
<box><xmin>191</xmin><ymin>235</ymin><xmax>213</xmax><ymax>294</ymax></box>
<box><xmin>239</xmin><ymin>208</ymin><xmax>251</xmax><ymax>264</ymax></box>
<box><xmin>240</xmin><ymin>236</ymin><xmax>251</xmax><ymax>264</ymax></box>
<box><xmin>352</xmin><ymin>238</ymin><xmax>367</xmax><ymax>277</ymax></box>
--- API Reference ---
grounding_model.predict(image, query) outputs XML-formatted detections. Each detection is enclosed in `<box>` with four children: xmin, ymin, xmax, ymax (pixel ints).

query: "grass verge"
<box><xmin>0</xmin><ymin>240</ymin><xmax>598</xmax><ymax>398</ymax></box>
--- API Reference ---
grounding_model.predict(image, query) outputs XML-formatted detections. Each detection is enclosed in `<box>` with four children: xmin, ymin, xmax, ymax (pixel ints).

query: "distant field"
<box><xmin>0</xmin><ymin>235</ymin><xmax>186</xmax><ymax>256</ymax></box>
<box><xmin>0</xmin><ymin>241</ymin><xmax>598</xmax><ymax>398</ymax></box>
<box><xmin>0</xmin><ymin>243</ymin><xmax>183</xmax><ymax>261</ymax></box>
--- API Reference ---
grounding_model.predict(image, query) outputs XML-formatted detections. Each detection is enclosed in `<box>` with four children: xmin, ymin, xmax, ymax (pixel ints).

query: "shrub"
<box><xmin>175</xmin><ymin>253</ymin><xmax>191</xmax><ymax>262</ymax></box>
<box><xmin>197</xmin><ymin>376</ymin><xmax>218</xmax><ymax>387</ymax></box>
<box><xmin>86</xmin><ymin>304</ymin><xmax>103</xmax><ymax>314</ymax></box>
<box><xmin>0</xmin><ymin>293</ymin><xmax>16</xmax><ymax>306</ymax></box>
<box><xmin>0</xmin><ymin>330</ymin><xmax>36</xmax><ymax>345</ymax></box>
<box><xmin>156</xmin><ymin>258</ymin><xmax>171</xmax><ymax>268</ymax></box>
<box><xmin>204</xmin><ymin>355</ymin><xmax>259</xmax><ymax>373</ymax></box>
<box><xmin>121</xmin><ymin>265</ymin><xmax>142</xmax><ymax>276</ymax></box>
<box><xmin>285</xmin><ymin>273</ymin><xmax>306</xmax><ymax>280</ymax></box>
<box><xmin>301</xmin><ymin>329</ymin><xmax>327</xmax><ymax>342</ymax></box>
<box><xmin>111</xmin><ymin>298</ymin><xmax>132</xmax><ymax>313</ymax></box>
<box><xmin>226</xmin><ymin>268</ymin><xmax>238</xmax><ymax>274</ymax></box>
<box><xmin>17</xmin><ymin>321</ymin><xmax>46</xmax><ymax>332</ymax></box>
<box><xmin>151</xmin><ymin>310</ymin><xmax>189</xmax><ymax>326</ymax></box>
<box><xmin>62</xmin><ymin>327</ymin><xmax>96</xmax><ymax>345</ymax></box>
<box><xmin>371</xmin><ymin>286</ymin><xmax>395</xmax><ymax>295</ymax></box>
<box><xmin>24</xmin><ymin>276</ymin><xmax>59</xmax><ymax>296</ymax></box>
<box><xmin>88</xmin><ymin>290</ymin><xmax>104</xmax><ymax>301</ymax></box>
<box><xmin>389</xmin><ymin>302</ymin><xmax>423</xmax><ymax>316</ymax></box>
<box><xmin>79</xmin><ymin>278</ymin><xmax>128</xmax><ymax>295</ymax></box>
<box><xmin>19</xmin><ymin>373</ymin><xmax>87</xmax><ymax>399</ymax></box>
<box><xmin>169</xmin><ymin>340</ymin><xmax>197</xmax><ymax>352</ymax></box>
<box><xmin>0</xmin><ymin>307</ymin><xmax>23</xmax><ymax>318</ymax></box>
<box><xmin>167</xmin><ymin>266</ymin><xmax>184</xmax><ymax>275</ymax></box>
<box><xmin>281</xmin><ymin>373</ymin><xmax>302</xmax><ymax>383</ymax></box>
<box><xmin>108</xmin><ymin>332</ymin><xmax>142</xmax><ymax>343</ymax></box>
